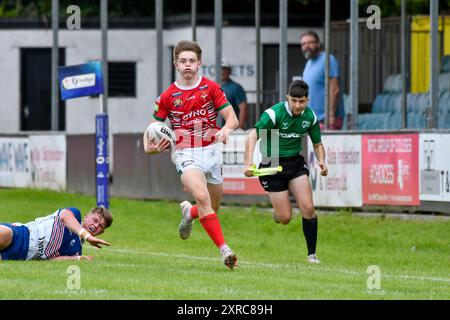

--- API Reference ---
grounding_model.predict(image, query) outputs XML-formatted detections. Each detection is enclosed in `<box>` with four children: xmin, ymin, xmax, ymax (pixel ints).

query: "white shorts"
<box><xmin>172</xmin><ymin>143</ymin><xmax>223</xmax><ymax>184</ymax></box>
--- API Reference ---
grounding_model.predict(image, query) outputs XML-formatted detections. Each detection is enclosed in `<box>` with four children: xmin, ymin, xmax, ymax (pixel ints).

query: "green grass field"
<box><xmin>0</xmin><ymin>188</ymin><xmax>449</xmax><ymax>300</ymax></box>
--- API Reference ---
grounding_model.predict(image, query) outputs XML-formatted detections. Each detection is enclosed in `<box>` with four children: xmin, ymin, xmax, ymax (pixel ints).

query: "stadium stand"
<box><xmin>358</xmin><ymin>55</ymin><xmax>450</xmax><ymax>130</ymax></box>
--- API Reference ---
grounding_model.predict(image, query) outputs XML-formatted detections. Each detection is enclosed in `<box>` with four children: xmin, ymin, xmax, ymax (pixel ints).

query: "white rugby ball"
<box><xmin>145</xmin><ymin>122</ymin><xmax>176</xmax><ymax>146</ymax></box>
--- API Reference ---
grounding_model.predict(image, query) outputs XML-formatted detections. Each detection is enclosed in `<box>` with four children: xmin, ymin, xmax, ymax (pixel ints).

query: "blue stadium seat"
<box><xmin>444</xmin><ymin>112</ymin><xmax>450</xmax><ymax>129</ymax></box>
<box><xmin>388</xmin><ymin>113</ymin><xmax>403</xmax><ymax>129</ymax></box>
<box><xmin>438</xmin><ymin>73</ymin><xmax>450</xmax><ymax>94</ymax></box>
<box><xmin>416</xmin><ymin>93</ymin><xmax>430</xmax><ymax>115</ymax></box>
<box><xmin>438</xmin><ymin>111</ymin><xmax>447</xmax><ymax>128</ymax></box>
<box><xmin>442</xmin><ymin>55</ymin><xmax>450</xmax><ymax>73</ymax></box>
<box><xmin>439</xmin><ymin>91</ymin><xmax>450</xmax><ymax>113</ymax></box>
<box><xmin>389</xmin><ymin>93</ymin><xmax>403</xmax><ymax>113</ymax></box>
<box><xmin>407</xmin><ymin>111</ymin><xmax>419</xmax><ymax>129</ymax></box>
<box><xmin>371</xmin><ymin>94</ymin><xmax>385</xmax><ymax>113</ymax></box>
<box><xmin>383</xmin><ymin>74</ymin><xmax>402</xmax><ymax>93</ymax></box>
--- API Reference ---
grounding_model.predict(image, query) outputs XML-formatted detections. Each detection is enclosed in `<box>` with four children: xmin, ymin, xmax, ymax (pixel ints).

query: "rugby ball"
<box><xmin>145</xmin><ymin>122</ymin><xmax>176</xmax><ymax>146</ymax></box>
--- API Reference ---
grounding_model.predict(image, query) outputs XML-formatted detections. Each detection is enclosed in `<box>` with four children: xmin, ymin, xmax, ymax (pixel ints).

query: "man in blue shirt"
<box><xmin>301</xmin><ymin>31</ymin><xmax>345</xmax><ymax>130</ymax></box>
<box><xmin>221</xmin><ymin>59</ymin><xmax>248</xmax><ymax>129</ymax></box>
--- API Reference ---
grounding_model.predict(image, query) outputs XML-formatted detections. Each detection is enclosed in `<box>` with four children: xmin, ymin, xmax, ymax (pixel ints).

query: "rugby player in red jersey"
<box><xmin>143</xmin><ymin>41</ymin><xmax>239</xmax><ymax>269</ymax></box>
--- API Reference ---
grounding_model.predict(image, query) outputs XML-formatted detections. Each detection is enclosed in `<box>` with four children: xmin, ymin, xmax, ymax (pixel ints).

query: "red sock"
<box><xmin>190</xmin><ymin>205</ymin><xmax>199</xmax><ymax>220</ymax></box>
<box><xmin>199</xmin><ymin>213</ymin><xmax>226</xmax><ymax>248</ymax></box>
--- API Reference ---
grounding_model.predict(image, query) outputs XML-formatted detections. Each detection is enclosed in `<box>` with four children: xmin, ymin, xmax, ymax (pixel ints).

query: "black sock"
<box><xmin>302</xmin><ymin>216</ymin><xmax>318</xmax><ymax>256</ymax></box>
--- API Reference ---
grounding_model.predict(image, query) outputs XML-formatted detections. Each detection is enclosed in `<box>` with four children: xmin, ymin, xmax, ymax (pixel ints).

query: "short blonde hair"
<box><xmin>89</xmin><ymin>206</ymin><xmax>113</xmax><ymax>228</ymax></box>
<box><xmin>173</xmin><ymin>40</ymin><xmax>202</xmax><ymax>62</ymax></box>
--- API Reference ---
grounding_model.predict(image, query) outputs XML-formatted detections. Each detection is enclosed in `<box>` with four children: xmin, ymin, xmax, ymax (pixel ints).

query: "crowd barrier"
<box><xmin>1</xmin><ymin>130</ymin><xmax>449</xmax><ymax>214</ymax></box>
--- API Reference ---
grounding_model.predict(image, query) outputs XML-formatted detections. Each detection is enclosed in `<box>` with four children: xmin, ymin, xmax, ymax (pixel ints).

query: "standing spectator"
<box><xmin>301</xmin><ymin>31</ymin><xmax>345</xmax><ymax>130</ymax></box>
<box><xmin>221</xmin><ymin>59</ymin><xmax>249</xmax><ymax>130</ymax></box>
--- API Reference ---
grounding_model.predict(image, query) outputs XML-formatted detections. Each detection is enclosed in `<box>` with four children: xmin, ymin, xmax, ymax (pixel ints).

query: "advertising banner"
<box><xmin>58</xmin><ymin>61</ymin><xmax>104</xmax><ymax>100</ymax></box>
<box><xmin>222</xmin><ymin>133</ymin><xmax>265</xmax><ymax>195</ymax></box>
<box><xmin>419</xmin><ymin>133</ymin><xmax>450</xmax><ymax>201</ymax></box>
<box><xmin>0</xmin><ymin>137</ymin><xmax>31</xmax><ymax>188</ymax></box>
<box><xmin>362</xmin><ymin>134</ymin><xmax>419</xmax><ymax>206</ymax></box>
<box><xmin>308</xmin><ymin>135</ymin><xmax>363</xmax><ymax>207</ymax></box>
<box><xmin>29</xmin><ymin>135</ymin><xmax>66</xmax><ymax>191</ymax></box>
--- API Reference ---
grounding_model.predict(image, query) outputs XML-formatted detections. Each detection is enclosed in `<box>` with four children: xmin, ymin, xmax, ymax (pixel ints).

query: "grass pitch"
<box><xmin>0</xmin><ymin>188</ymin><xmax>449</xmax><ymax>300</ymax></box>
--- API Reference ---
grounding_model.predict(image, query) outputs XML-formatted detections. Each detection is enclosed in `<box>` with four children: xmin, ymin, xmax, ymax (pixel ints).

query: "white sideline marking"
<box><xmin>88</xmin><ymin>247</ymin><xmax>450</xmax><ymax>284</ymax></box>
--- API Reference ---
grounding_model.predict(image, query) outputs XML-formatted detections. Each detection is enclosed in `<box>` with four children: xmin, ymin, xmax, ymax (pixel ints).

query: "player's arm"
<box><xmin>59</xmin><ymin>210</ymin><xmax>111</xmax><ymax>249</ymax></box>
<box><xmin>143</xmin><ymin>118</ymin><xmax>171</xmax><ymax>154</ymax></box>
<box><xmin>216</xmin><ymin>106</ymin><xmax>238</xmax><ymax>144</ymax></box>
<box><xmin>244</xmin><ymin>128</ymin><xmax>258</xmax><ymax>177</ymax></box>
<box><xmin>144</xmin><ymin>95</ymin><xmax>172</xmax><ymax>154</ymax></box>
<box><xmin>313</xmin><ymin>143</ymin><xmax>328</xmax><ymax>176</ymax></box>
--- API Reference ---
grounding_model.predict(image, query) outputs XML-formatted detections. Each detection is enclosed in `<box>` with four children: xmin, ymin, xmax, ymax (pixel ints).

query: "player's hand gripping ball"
<box><xmin>145</xmin><ymin>122</ymin><xmax>176</xmax><ymax>147</ymax></box>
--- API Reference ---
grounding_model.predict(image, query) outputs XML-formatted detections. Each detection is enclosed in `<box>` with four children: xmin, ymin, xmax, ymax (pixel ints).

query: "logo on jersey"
<box><xmin>171</xmin><ymin>91</ymin><xmax>182</xmax><ymax>97</ymax></box>
<box><xmin>187</xmin><ymin>95</ymin><xmax>196</xmax><ymax>101</ymax></box>
<box><xmin>302</xmin><ymin>121</ymin><xmax>311</xmax><ymax>128</ymax></box>
<box><xmin>182</xmin><ymin>109</ymin><xmax>207</xmax><ymax>120</ymax></box>
<box><xmin>174</xmin><ymin>98</ymin><xmax>183</xmax><ymax>108</ymax></box>
<box><xmin>282</xmin><ymin>122</ymin><xmax>289</xmax><ymax>129</ymax></box>
<box><xmin>154</xmin><ymin>104</ymin><xmax>159</xmax><ymax>112</ymax></box>
<box><xmin>201</xmin><ymin>93</ymin><xmax>208</xmax><ymax>100</ymax></box>
<box><xmin>199</xmin><ymin>85</ymin><xmax>209</xmax><ymax>90</ymax></box>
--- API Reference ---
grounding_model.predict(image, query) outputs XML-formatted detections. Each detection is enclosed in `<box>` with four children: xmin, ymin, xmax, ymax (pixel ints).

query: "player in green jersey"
<box><xmin>244</xmin><ymin>80</ymin><xmax>328</xmax><ymax>264</ymax></box>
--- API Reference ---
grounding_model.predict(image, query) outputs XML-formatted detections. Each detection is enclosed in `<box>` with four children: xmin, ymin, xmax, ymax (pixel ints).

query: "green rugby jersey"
<box><xmin>254</xmin><ymin>101</ymin><xmax>322</xmax><ymax>158</ymax></box>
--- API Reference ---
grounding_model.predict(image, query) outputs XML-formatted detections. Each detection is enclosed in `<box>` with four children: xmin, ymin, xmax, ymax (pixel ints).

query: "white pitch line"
<box><xmin>88</xmin><ymin>247</ymin><xmax>450</xmax><ymax>284</ymax></box>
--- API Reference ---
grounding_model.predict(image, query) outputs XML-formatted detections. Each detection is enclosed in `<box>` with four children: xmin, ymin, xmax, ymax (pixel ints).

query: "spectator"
<box><xmin>221</xmin><ymin>59</ymin><xmax>249</xmax><ymax>130</ymax></box>
<box><xmin>301</xmin><ymin>31</ymin><xmax>345</xmax><ymax>130</ymax></box>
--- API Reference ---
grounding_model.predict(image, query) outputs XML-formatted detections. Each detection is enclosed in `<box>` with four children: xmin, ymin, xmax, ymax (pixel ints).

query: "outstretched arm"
<box><xmin>59</xmin><ymin>210</ymin><xmax>111</xmax><ymax>249</ymax></box>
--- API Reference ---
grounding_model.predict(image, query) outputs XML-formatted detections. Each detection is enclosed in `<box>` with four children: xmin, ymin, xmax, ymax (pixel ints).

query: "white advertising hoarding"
<box><xmin>419</xmin><ymin>133</ymin><xmax>450</xmax><ymax>202</ymax></box>
<box><xmin>0</xmin><ymin>137</ymin><xmax>31</xmax><ymax>188</ymax></box>
<box><xmin>29</xmin><ymin>135</ymin><xmax>67</xmax><ymax>191</ymax></box>
<box><xmin>307</xmin><ymin>134</ymin><xmax>362</xmax><ymax>207</ymax></box>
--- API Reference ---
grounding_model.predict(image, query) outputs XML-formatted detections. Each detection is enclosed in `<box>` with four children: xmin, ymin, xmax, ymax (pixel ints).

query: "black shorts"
<box><xmin>258</xmin><ymin>155</ymin><xmax>309</xmax><ymax>192</ymax></box>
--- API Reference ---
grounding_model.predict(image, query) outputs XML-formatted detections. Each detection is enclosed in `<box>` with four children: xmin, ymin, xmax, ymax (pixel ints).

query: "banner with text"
<box><xmin>0</xmin><ymin>137</ymin><xmax>31</xmax><ymax>188</ymax></box>
<box><xmin>29</xmin><ymin>135</ymin><xmax>66</xmax><ymax>191</ymax></box>
<box><xmin>308</xmin><ymin>135</ymin><xmax>362</xmax><ymax>207</ymax></box>
<box><xmin>222</xmin><ymin>134</ymin><xmax>265</xmax><ymax>195</ymax></box>
<box><xmin>419</xmin><ymin>133</ymin><xmax>450</xmax><ymax>201</ymax></box>
<box><xmin>362</xmin><ymin>134</ymin><xmax>419</xmax><ymax>206</ymax></box>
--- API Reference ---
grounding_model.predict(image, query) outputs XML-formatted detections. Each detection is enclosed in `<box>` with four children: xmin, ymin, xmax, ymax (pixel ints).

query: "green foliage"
<box><xmin>0</xmin><ymin>188</ymin><xmax>449</xmax><ymax>299</ymax></box>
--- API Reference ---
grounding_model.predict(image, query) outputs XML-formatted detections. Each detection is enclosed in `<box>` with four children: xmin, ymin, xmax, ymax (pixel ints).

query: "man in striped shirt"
<box><xmin>0</xmin><ymin>206</ymin><xmax>112</xmax><ymax>261</ymax></box>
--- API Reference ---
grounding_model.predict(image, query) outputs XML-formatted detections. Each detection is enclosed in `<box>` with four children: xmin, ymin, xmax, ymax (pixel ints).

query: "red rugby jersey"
<box><xmin>153</xmin><ymin>76</ymin><xmax>231</xmax><ymax>148</ymax></box>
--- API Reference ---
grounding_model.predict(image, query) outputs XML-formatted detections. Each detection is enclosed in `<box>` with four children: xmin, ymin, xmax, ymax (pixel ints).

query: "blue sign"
<box><xmin>58</xmin><ymin>61</ymin><xmax>104</xmax><ymax>100</ymax></box>
<box><xmin>96</xmin><ymin>113</ymin><xmax>109</xmax><ymax>209</ymax></box>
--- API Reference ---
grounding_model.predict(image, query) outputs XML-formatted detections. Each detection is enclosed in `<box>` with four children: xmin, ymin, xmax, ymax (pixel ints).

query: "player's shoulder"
<box><xmin>159</xmin><ymin>83</ymin><xmax>178</xmax><ymax>99</ymax></box>
<box><xmin>303</xmin><ymin>107</ymin><xmax>319</xmax><ymax>124</ymax></box>
<box><xmin>62</xmin><ymin>207</ymin><xmax>82</xmax><ymax>222</ymax></box>
<box><xmin>201</xmin><ymin>76</ymin><xmax>221</xmax><ymax>90</ymax></box>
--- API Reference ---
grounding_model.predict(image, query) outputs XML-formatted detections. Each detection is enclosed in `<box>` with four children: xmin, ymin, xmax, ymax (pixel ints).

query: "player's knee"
<box><xmin>279</xmin><ymin>215</ymin><xmax>291</xmax><ymax>224</ymax></box>
<box><xmin>193</xmin><ymin>191</ymin><xmax>211</xmax><ymax>206</ymax></box>
<box><xmin>300</xmin><ymin>204</ymin><xmax>315</xmax><ymax>218</ymax></box>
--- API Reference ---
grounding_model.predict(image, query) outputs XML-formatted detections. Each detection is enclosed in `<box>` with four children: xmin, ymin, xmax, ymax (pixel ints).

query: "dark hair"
<box><xmin>300</xmin><ymin>30</ymin><xmax>320</xmax><ymax>43</ymax></box>
<box><xmin>288</xmin><ymin>80</ymin><xmax>309</xmax><ymax>98</ymax></box>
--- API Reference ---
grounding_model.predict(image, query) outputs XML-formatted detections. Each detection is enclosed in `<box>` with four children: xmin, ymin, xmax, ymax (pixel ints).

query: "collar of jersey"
<box><xmin>284</xmin><ymin>101</ymin><xmax>305</xmax><ymax>117</ymax></box>
<box><xmin>174</xmin><ymin>76</ymin><xmax>203</xmax><ymax>90</ymax></box>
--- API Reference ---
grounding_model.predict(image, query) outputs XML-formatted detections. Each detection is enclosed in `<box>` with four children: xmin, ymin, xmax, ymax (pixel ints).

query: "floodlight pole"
<box><xmin>279</xmin><ymin>0</ymin><xmax>288</xmax><ymax>101</ymax></box>
<box><xmin>215</xmin><ymin>0</ymin><xmax>222</xmax><ymax>84</ymax></box>
<box><xmin>324</xmin><ymin>0</ymin><xmax>330</xmax><ymax>130</ymax></box>
<box><xmin>429</xmin><ymin>0</ymin><xmax>439</xmax><ymax>129</ymax></box>
<box><xmin>350</xmin><ymin>0</ymin><xmax>359</xmax><ymax>130</ymax></box>
<box><xmin>51</xmin><ymin>0</ymin><xmax>59</xmax><ymax>131</ymax></box>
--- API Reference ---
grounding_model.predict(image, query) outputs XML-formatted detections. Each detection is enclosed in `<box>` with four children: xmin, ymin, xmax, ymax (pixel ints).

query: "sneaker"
<box><xmin>306</xmin><ymin>254</ymin><xmax>321</xmax><ymax>264</ymax></box>
<box><xmin>179</xmin><ymin>201</ymin><xmax>194</xmax><ymax>240</ymax></box>
<box><xmin>221</xmin><ymin>247</ymin><xmax>238</xmax><ymax>270</ymax></box>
